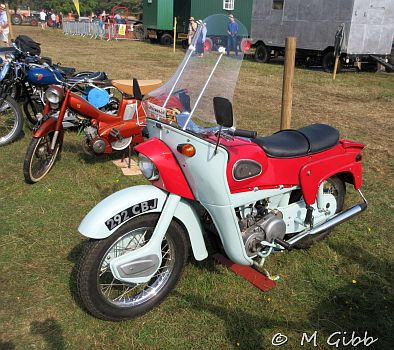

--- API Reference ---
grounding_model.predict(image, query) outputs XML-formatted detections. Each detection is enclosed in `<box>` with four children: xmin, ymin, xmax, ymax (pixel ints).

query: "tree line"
<box><xmin>7</xmin><ymin>0</ymin><xmax>143</xmax><ymax>15</ymax></box>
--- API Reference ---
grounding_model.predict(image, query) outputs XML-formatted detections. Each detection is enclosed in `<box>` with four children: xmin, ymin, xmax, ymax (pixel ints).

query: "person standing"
<box><xmin>0</xmin><ymin>4</ymin><xmax>9</xmax><ymax>45</ymax></box>
<box><xmin>98</xmin><ymin>15</ymin><xmax>105</xmax><ymax>40</ymax></box>
<box><xmin>40</xmin><ymin>9</ymin><xmax>47</xmax><ymax>30</ymax></box>
<box><xmin>58</xmin><ymin>12</ymin><xmax>63</xmax><ymax>28</ymax></box>
<box><xmin>51</xmin><ymin>12</ymin><xmax>56</xmax><ymax>29</ymax></box>
<box><xmin>187</xmin><ymin>17</ymin><xmax>197</xmax><ymax>46</ymax></box>
<box><xmin>196</xmin><ymin>20</ymin><xmax>207</xmax><ymax>57</ymax></box>
<box><xmin>226</xmin><ymin>14</ymin><xmax>238</xmax><ymax>56</ymax></box>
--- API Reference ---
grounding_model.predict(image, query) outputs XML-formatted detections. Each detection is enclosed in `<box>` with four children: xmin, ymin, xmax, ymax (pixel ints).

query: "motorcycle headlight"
<box><xmin>139</xmin><ymin>154</ymin><xmax>160</xmax><ymax>181</ymax></box>
<box><xmin>45</xmin><ymin>86</ymin><xmax>64</xmax><ymax>105</ymax></box>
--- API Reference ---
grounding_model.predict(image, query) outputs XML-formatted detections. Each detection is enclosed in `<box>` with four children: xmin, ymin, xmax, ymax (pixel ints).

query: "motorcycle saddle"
<box><xmin>252</xmin><ymin>124</ymin><xmax>339</xmax><ymax>158</ymax></box>
<box><xmin>111</xmin><ymin>79</ymin><xmax>162</xmax><ymax>97</ymax></box>
<box><xmin>55</xmin><ymin>65</ymin><xmax>76</xmax><ymax>77</ymax></box>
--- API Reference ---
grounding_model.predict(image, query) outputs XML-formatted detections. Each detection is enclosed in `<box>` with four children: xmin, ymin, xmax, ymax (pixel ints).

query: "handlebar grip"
<box><xmin>233</xmin><ymin>129</ymin><xmax>257</xmax><ymax>139</ymax></box>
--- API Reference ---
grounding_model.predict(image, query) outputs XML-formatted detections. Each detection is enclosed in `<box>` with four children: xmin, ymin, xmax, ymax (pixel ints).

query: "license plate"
<box><xmin>105</xmin><ymin>199</ymin><xmax>158</xmax><ymax>231</ymax></box>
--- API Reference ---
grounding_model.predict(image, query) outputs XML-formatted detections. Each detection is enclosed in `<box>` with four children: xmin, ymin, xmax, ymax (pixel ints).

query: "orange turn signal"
<box><xmin>177</xmin><ymin>143</ymin><xmax>196</xmax><ymax>157</ymax></box>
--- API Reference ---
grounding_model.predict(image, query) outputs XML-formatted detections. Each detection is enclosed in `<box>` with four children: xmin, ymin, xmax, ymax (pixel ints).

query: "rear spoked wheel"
<box><xmin>23</xmin><ymin>133</ymin><xmax>61</xmax><ymax>183</ymax></box>
<box><xmin>76</xmin><ymin>214</ymin><xmax>189</xmax><ymax>321</ymax></box>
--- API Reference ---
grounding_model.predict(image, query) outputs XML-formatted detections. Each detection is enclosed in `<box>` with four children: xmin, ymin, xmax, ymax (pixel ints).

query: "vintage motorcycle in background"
<box><xmin>0</xmin><ymin>42</ymin><xmax>109</xmax><ymax>146</ymax></box>
<box><xmin>74</xmin><ymin>15</ymin><xmax>367</xmax><ymax>321</ymax></box>
<box><xmin>23</xmin><ymin>71</ymin><xmax>162</xmax><ymax>183</ymax></box>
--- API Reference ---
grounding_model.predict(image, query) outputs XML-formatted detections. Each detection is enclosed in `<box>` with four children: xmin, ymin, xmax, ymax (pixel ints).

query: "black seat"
<box><xmin>55</xmin><ymin>65</ymin><xmax>76</xmax><ymax>77</ymax></box>
<box><xmin>252</xmin><ymin>124</ymin><xmax>339</xmax><ymax>158</ymax></box>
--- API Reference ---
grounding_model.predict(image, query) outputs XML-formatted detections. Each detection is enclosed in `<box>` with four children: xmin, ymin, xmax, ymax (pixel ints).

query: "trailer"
<box><xmin>249</xmin><ymin>0</ymin><xmax>394</xmax><ymax>71</ymax></box>
<box><xmin>142</xmin><ymin>0</ymin><xmax>253</xmax><ymax>46</ymax></box>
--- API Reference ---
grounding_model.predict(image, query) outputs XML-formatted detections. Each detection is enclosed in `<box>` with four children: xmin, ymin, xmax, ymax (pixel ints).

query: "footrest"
<box><xmin>213</xmin><ymin>253</ymin><xmax>276</xmax><ymax>292</ymax></box>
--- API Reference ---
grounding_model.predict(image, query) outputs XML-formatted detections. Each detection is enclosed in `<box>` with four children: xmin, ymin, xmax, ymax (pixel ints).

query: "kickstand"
<box><xmin>128</xmin><ymin>144</ymin><xmax>132</xmax><ymax>168</ymax></box>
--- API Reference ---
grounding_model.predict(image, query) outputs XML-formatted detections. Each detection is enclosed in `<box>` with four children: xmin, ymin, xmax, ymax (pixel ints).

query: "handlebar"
<box><xmin>231</xmin><ymin>129</ymin><xmax>257</xmax><ymax>139</ymax></box>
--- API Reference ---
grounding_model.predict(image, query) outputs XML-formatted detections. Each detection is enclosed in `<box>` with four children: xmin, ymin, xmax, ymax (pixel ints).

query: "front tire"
<box><xmin>23</xmin><ymin>133</ymin><xmax>61</xmax><ymax>183</ymax></box>
<box><xmin>0</xmin><ymin>96</ymin><xmax>24</xmax><ymax>146</ymax></box>
<box><xmin>160</xmin><ymin>33</ymin><xmax>173</xmax><ymax>46</ymax></box>
<box><xmin>76</xmin><ymin>214</ymin><xmax>189</xmax><ymax>321</ymax></box>
<box><xmin>255</xmin><ymin>44</ymin><xmax>270</xmax><ymax>63</ymax></box>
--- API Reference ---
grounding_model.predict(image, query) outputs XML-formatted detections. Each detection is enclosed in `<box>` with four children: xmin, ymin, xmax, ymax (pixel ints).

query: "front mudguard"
<box><xmin>33</xmin><ymin>117</ymin><xmax>58</xmax><ymax>138</ymax></box>
<box><xmin>78</xmin><ymin>185</ymin><xmax>208</xmax><ymax>261</ymax></box>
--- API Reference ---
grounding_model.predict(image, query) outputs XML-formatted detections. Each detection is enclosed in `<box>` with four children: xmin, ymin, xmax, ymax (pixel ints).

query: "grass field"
<box><xmin>1</xmin><ymin>26</ymin><xmax>393</xmax><ymax>350</ymax></box>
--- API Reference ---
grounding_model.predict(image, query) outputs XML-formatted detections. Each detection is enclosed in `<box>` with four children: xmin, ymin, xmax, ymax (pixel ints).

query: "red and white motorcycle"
<box><xmin>75</xmin><ymin>15</ymin><xmax>367</xmax><ymax>321</ymax></box>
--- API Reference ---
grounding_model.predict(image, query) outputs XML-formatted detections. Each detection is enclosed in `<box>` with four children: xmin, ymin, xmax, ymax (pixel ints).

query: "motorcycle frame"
<box><xmin>33</xmin><ymin>86</ymin><xmax>145</xmax><ymax>152</ymax></box>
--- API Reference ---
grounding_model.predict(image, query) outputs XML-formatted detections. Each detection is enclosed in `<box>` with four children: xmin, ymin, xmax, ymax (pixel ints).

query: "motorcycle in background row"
<box><xmin>23</xmin><ymin>72</ymin><xmax>162</xmax><ymax>183</ymax></box>
<box><xmin>0</xmin><ymin>45</ymin><xmax>112</xmax><ymax>147</ymax></box>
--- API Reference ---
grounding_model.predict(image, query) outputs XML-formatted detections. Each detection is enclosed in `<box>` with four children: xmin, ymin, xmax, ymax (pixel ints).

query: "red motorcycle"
<box><xmin>75</xmin><ymin>15</ymin><xmax>367</xmax><ymax>321</ymax></box>
<box><xmin>23</xmin><ymin>75</ymin><xmax>162</xmax><ymax>183</ymax></box>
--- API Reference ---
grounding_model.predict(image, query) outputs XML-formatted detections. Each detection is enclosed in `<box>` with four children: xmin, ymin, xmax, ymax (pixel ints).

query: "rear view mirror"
<box><xmin>133</xmin><ymin>78</ymin><xmax>143</xmax><ymax>101</ymax></box>
<box><xmin>213</xmin><ymin>97</ymin><xmax>233</xmax><ymax>128</ymax></box>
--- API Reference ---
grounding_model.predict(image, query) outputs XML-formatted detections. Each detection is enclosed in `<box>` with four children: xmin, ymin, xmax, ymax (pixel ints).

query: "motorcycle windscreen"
<box><xmin>143</xmin><ymin>14</ymin><xmax>248</xmax><ymax>133</ymax></box>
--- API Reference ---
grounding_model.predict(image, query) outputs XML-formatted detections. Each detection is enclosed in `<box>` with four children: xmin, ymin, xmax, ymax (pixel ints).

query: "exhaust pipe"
<box><xmin>286</xmin><ymin>190</ymin><xmax>368</xmax><ymax>247</ymax></box>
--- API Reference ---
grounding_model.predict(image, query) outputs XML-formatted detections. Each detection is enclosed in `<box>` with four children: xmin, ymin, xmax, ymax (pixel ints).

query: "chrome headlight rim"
<box><xmin>139</xmin><ymin>154</ymin><xmax>160</xmax><ymax>181</ymax></box>
<box><xmin>44</xmin><ymin>86</ymin><xmax>64</xmax><ymax>107</ymax></box>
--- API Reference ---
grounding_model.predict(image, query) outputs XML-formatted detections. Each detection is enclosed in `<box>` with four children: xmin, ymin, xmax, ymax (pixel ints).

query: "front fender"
<box><xmin>78</xmin><ymin>185</ymin><xmax>208</xmax><ymax>261</ymax></box>
<box><xmin>33</xmin><ymin>117</ymin><xmax>58</xmax><ymax>137</ymax></box>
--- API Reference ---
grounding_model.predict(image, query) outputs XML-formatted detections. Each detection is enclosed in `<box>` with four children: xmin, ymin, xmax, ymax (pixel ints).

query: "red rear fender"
<box><xmin>300</xmin><ymin>149</ymin><xmax>363</xmax><ymax>205</ymax></box>
<box><xmin>135</xmin><ymin>138</ymin><xmax>195</xmax><ymax>200</ymax></box>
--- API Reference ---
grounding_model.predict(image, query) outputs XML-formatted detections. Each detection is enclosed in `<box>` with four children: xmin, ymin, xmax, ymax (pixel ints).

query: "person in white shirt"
<box><xmin>39</xmin><ymin>9</ymin><xmax>47</xmax><ymax>30</ymax></box>
<box><xmin>51</xmin><ymin>12</ymin><xmax>56</xmax><ymax>28</ymax></box>
<box><xmin>0</xmin><ymin>3</ymin><xmax>9</xmax><ymax>45</ymax></box>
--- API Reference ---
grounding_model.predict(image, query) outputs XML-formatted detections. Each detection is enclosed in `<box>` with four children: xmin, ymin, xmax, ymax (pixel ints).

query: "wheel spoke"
<box><xmin>97</xmin><ymin>227</ymin><xmax>176</xmax><ymax>307</ymax></box>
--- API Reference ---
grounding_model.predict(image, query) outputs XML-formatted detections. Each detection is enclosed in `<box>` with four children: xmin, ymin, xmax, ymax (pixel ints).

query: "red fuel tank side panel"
<box><xmin>135</xmin><ymin>138</ymin><xmax>195</xmax><ymax>200</ymax></box>
<box><xmin>225</xmin><ymin>139</ymin><xmax>269</xmax><ymax>193</ymax></box>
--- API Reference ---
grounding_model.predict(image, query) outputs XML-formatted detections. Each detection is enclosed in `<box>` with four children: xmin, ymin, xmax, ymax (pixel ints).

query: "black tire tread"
<box><xmin>255</xmin><ymin>44</ymin><xmax>270</xmax><ymax>63</ymax></box>
<box><xmin>76</xmin><ymin>213</ymin><xmax>189</xmax><ymax>321</ymax></box>
<box><xmin>23</xmin><ymin>135</ymin><xmax>60</xmax><ymax>183</ymax></box>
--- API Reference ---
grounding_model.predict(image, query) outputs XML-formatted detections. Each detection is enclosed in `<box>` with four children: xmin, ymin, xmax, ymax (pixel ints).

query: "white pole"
<box><xmin>182</xmin><ymin>47</ymin><xmax>226</xmax><ymax>130</ymax></box>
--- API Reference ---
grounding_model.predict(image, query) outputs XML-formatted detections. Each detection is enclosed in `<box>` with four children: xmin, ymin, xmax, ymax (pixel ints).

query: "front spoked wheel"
<box><xmin>0</xmin><ymin>96</ymin><xmax>24</xmax><ymax>146</ymax></box>
<box><xmin>76</xmin><ymin>214</ymin><xmax>189</xmax><ymax>321</ymax></box>
<box><xmin>23</xmin><ymin>133</ymin><xmax>61</xmax><ymax>183</ymax></box>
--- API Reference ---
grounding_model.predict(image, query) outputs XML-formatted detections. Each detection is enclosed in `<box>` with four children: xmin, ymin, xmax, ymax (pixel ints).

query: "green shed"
<box><xmin>143</xmin><ymin>0</ymin><xmax>253</xmax><ymax>45</ymax></box>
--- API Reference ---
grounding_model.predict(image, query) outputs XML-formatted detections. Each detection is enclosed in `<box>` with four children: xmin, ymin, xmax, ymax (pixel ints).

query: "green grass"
<box><xmin>0</xmin><ymin>27</ymin><xmax>393</xmax><ymax>350</ymax></box>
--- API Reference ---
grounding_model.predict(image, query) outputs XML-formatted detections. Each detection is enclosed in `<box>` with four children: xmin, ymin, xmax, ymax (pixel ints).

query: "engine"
<box><xmin>84</xmin><ymin>125</ymin><xmax>106</xmax><ymax>154</ymax></box>
<box><xmin>237</xmin><ymin>203</ymin><xmax>286</xmax><ymax>257</ymax></box>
